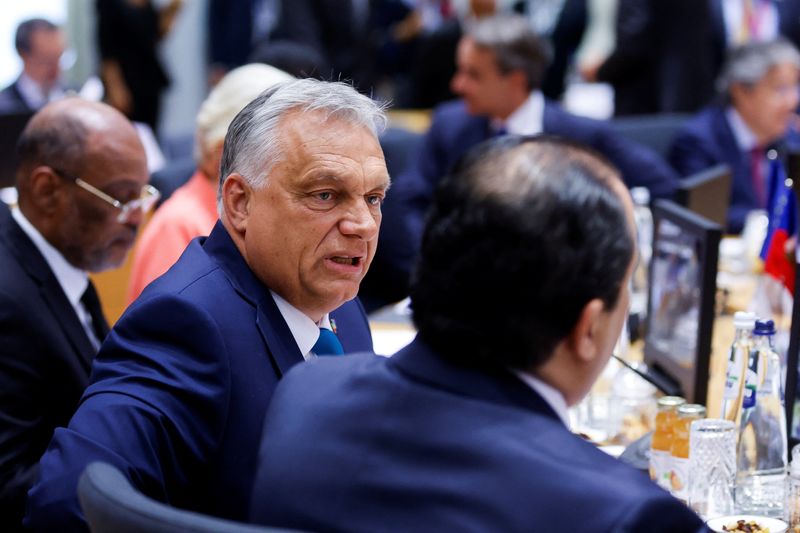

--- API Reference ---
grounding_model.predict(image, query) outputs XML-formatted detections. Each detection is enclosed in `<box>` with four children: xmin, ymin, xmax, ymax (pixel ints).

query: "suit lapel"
<box><xmin>202</xmin><ymin>223</ymin><xmax>305</xmax><ymax>378</ymax></box>
<box><xmin>0</xmin><ymin>208</ymin><xmax>96</xmax><ymax>371</ymax></box>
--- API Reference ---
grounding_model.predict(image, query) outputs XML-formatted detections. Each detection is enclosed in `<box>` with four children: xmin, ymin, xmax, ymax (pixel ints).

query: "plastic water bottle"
<box><xmin>720</xmin><ymin>312</ymin><xmax>757</xmax><ymax>430</ymax></box>
<box><xmin>630</xmin><ymin>187</ymin><xmax>652</xmax><ymax>321</ymax></box>
<box><xmin>735</xmin><ymin>319</ymin><xmax>788</xmax><ymax>517</ymax></box>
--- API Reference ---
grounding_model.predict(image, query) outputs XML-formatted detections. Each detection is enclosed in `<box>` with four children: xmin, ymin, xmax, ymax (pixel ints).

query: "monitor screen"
<box><xmin>645</xmin><ymin>200</ymin><xmax>722</xmax><ymax>403</ymax></box>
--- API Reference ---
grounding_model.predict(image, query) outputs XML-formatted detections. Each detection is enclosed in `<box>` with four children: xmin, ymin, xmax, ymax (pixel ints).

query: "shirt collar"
<box><xmin>511</xmin><ymin>369</ymin><xmax>570</xmax><ymax>427</ymax></box>
<box><xmin>12</xmin><ymin>206</ymin><xmax>88</xmax><ymax>307</ymax></box>
<box><xmin>270</xmin><ymin>290</ymin><xmax>332</xmax><ymax>360</ymax></box>
<box><xmin>726</xmin><ymin>106</ymin><xmax>760</xmax><ymax>151</ymax></box>
<box><xmin>495</xmin><ymin>90</ymin><xmax>545</xmax><ymax>136</ymax></box>
<box><xmin>16</xmin><ymin>72</ymin><xmax>65</xmax><ymax>109</ymax></box>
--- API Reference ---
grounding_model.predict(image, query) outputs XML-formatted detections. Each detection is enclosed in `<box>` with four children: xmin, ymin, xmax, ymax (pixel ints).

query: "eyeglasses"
<box><xmin>50</xmin><ymin>167</ymin><xmax>160</xmax><ymax>223</ymax></box>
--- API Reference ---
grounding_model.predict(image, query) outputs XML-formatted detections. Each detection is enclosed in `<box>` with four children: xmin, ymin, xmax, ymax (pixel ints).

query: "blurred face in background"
<box><xmin>21</xmin><ymin>28</ymin><xmax>65</xmax><ymax>89</ymax></box>
<box><xmin>451</xmin><ymin>37</ymin><xmax>524</xmax><ymax>120</ymax></box>
<box><xmin>732</xmin><ymin>62</ymin><xmax>800</xmax><ymax>145</ymax></box>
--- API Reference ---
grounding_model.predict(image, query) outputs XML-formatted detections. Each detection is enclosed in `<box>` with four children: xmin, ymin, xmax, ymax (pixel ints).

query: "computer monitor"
<box><xmin>0</xmin><ymin>111</ymin><xmax>34</xmax><ymax>189</ymax></box>
<box><xmin>675</xmin><ymin>164</ymin><xmax>732</xmax><ymax>228</ymax></box>
<box><xmin>644</xmin><ymin>200</ymin><xmax>722</xmax><ymax>403</ymax></box>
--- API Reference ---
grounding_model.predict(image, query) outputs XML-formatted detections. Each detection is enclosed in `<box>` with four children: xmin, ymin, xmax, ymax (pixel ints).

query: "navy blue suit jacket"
<box><xmin>0</xmin><ymin>81</ymin><xmax>34</xmax><ymax>113</ymax></box>
<box><xmin>668</xmin><ymin>105</ymin><xmax>790</xmax><ymax>233</ymax></box>
<box><xmin>25</xmin><ymin>222</ymin><xmax>374</xmax><ymax>529</ymax></box>
<box><xmin>389</xmin><ymin>99</ymin><xmax>680</xmax><ymax>259</ymax></box>
<box><xmin>250</xmin><ymin>337</ymin><xmax>706</xmax><ymax>532</ymax></box>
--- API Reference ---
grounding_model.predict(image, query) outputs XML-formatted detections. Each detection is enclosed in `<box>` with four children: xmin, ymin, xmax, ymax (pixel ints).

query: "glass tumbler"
<box><xmin>687</xmin><ymin>418</ymin><xmax>736</xmax><ymax>520</ymax></box>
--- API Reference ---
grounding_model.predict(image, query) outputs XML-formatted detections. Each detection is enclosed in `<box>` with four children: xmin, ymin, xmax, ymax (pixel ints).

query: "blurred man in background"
<box><xmin>0</xmin><ymin>18</ymin><xmax>68</xmax><ymax>113</ymax></box>
<box><xmin>669</xmin><ymin>38</ymin><xmax>800</xmax><ymax>233</ymax></box>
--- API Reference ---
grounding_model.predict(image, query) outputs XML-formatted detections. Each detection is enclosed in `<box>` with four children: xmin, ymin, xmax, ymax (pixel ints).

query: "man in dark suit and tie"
<box><xmin>249</xmin><ymin>136</ymin><xmax>706</xmax><ymax>532</ymax></box>
<box><xmin>26</xmin><ymin>78</ymin><xmax>388</xmax><ymax>528</ymax></box>
<box><xmin>0</xmin><ymin>19</ymin><xmax>69</xmax><ymax>113</ymax></box>
<box><xmin>375</xmin><ymin>14</ymin><xmax>682</xmax><ymax>304</ymax></box>
<box><xmin>669</xmin><ymin>38</ymin><xmax>800</xmax><ymax>233</ymax></box>
<box><xmin>0</xmin><ymin>97</ymin><xmax>151</xmax><ymax>531</ymax></box>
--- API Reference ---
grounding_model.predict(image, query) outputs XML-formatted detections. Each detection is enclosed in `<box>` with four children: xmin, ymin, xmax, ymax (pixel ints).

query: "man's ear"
<box><xmin>221</xmin><ymin>173</ymin><xmax>251</xmax><ymax>233</ymax></box>
<box><xmin>507</xmin><ymin>69</ymin><xmax>529</xmax><ymax>92</ymax></box>
<box><xmin>28</xmin><ymin>166</ymin><xmax>65</xmax><ymax>216</ymax></box>
<box><xmin>569</xmin><ymin>298</ymin><xmax>605</xmax><ymax>364</ymax></box>
<box><xmin>729</xmin><ymin>82</ymin><xmax>748</xmax><ymax>106</ymax></box>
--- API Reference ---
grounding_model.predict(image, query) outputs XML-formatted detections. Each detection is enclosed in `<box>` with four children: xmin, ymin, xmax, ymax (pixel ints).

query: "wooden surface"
<box><xmin>386</xmin><ymin>109</ymin><xmax>431</xmax><ymax>133</ymax></box>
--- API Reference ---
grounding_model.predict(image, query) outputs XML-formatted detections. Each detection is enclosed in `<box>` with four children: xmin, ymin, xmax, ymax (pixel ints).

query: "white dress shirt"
<box><xmin>726</xmin><ymin>106</ymin><xmax>760</xmax><ymax>152</ymax></box>
<box><xmin>11</xmin><ymin>207</ymin><xmax>99</xmax><ymax>349</ymax></box>
<box><xmin>493</xmin><ymin>90</ymin><xmax>545</xmax><ymax>136</ymax></box>
<box><xmin>16</xmin><ymin>73</ymin><xmax>66</xmax><ymax>110</ymax></box>
<box><xmin>511</xmin><ymin>369</ymin><xmax>571</xmax><ymax>427</ymax></box>
<box><xmin>270</xmin><ymin>291</ymin><xmax>335</xmax><ymax>360</ymax></box>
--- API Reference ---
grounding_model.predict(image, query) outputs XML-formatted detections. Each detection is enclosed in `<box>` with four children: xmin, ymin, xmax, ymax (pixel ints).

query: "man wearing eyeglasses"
<box><xmin>0</xmin><ymin>97</ymin><xmax>150</xmax><ymax>531</ymax></box>
<box><xmin>0</xmin><ymin>18</ymin><xmax>68</xmax><ymax>113</ymax></box>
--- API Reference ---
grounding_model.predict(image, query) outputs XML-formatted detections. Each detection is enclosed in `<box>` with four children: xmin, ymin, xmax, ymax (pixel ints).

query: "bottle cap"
<box><xmin>657</xmin><ymin>396</ymin><xmax>686</xmax><ymax>409</ymax></box>
<box><xmin>733</xmin><ymin>311</ymin><xmax>757</xmax><ymax>330</ymax></box>
<box><xmin>677</xmin><ymin>403</ymin><xmax>706</xmax><ymax>418</ymax></box>
<box><xmin>754</xmin><ymin>319</ymin><xmax>776</xmax><ymax>336</ymax></box>
<box><xmin>631</xmin><ymin>187</ymin><xmax>650</xmax><ymax>206</ymax></box>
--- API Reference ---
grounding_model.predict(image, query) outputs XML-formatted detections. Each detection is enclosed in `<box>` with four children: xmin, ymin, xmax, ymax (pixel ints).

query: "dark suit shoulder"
<box><xmin>0</xmin><ymin>82</ymin><xmax>31</xmax><ymax>114</ymax></box>
<box><xmin>668</xmin><ymin>105</ymin><xmax>729</xmax><ymax>175</ymax></box>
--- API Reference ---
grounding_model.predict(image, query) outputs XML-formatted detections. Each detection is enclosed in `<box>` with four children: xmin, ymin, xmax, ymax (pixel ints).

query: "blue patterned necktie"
<box><xmin>312</xmin><ymin>328</ymin><xmax>344</xmax><ymax>356</ymax></box>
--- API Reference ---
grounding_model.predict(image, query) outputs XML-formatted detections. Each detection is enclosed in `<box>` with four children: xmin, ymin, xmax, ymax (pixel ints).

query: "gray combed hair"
<box><xmin>218</xmin><ymin>78</ymin><xmax>387</xmax><ymax>214</ymax></box>
<box><xmin>717</xmin><ymin>38</ymin><xmax>800</xmax><ymax>96</ymax></box>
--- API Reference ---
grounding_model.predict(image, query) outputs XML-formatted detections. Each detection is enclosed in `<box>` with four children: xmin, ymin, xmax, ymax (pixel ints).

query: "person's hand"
<box><xmin>392</xmin><ymin>11</ymin><xmax>423</xmax><ymax>42</ymax></box>
<box><xmin>579</xmin><ymin>60</ymin><xmax>602</xmax><ymax>83</ymax></box>
<box><xmin>106</xmin><ymin>79</ymin><xmax>133</xmax><ymax>116</ymax></box>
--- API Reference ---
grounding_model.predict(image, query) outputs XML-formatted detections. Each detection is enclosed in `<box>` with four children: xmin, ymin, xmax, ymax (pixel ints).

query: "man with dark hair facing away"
<box><xmin>249</xmin><ymin>136</ymin><xmax>706</xmax><ymax>533</ymax></box>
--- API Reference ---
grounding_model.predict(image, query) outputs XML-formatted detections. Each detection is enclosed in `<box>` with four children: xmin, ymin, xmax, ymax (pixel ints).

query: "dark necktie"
<box><xmin>750</xmin><ymin>146</ymin><xmax>767</xmax><ymax>208</ymax></box>
<box><xmin>81</xmin><ymin>281</ymin><xmax>110</xmax><ymax>345</ymax></box>
<box><xmin>312</xmin><ymin>328</ymin><xmax>344</xmax><ymax>356</ymax></box>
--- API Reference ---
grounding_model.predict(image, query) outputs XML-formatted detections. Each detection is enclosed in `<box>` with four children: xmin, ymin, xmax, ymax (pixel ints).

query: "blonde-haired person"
<box><xmin>126</xmin><ymin>64</ymin><xmax>293</xmax><ymax>303</ymax></box>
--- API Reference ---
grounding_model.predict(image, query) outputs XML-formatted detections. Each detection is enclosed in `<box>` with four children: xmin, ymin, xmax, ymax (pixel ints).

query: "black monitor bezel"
<box><xmin>674</xmin><ymin>163</ymin><xmax>732</xmax><ymax>229</ymax></box>
<box><xmin>644</xmin><ymin>199</ymin><xmax>722</xmax><ymax>404</ymax></box>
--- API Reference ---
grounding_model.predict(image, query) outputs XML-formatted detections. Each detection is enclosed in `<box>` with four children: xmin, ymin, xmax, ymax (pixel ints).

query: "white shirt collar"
<box><xmin>495</xmin><ymin>90</ymin><xmax>545</xmax><ymax>136</ymax></box>
<box><xmin>511</xmin><ymin>369</ymin><xmax>571</xmax><ymax>427</ymax></box>
<box><xmin>270</xmin><ymin>290</ymin><xmax>333</xmax><ymax>361</ymax></box>
<box><xmin>12</xmin><ymin>206</ymin><xmax>88</xmax><ymax>308</ymax></box>
<box><xmin>726</xmin><ymin>106</ymin><xmax>760</xmax><ymax>151</ymax></box>
<box><xmin>16</xmin><ymin>72</ymin><xmax>65</xmax><ymax>110</ymax></box>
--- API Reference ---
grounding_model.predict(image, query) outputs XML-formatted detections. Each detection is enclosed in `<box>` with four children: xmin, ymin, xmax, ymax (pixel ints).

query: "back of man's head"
<box><xmin>465</xmin><ymin>14</ymin><xmax>550</xmax><ymax>91</ymax></box>
<box><xmin>410</xmin><ymin>136</ymin><xmax>634</xmax><ymax>371</ymax></box>
<box><xmin>194</xmin><ymin>63</ymin><xmax>293</xmax><ymax>168</ymax></box>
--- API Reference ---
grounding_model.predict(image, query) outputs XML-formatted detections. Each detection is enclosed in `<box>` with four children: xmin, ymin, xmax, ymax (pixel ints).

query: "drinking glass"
<box><xmin>687</xmin><ymin>418</ymin><xmax>736</xmax><ymax>520</ymax></box>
